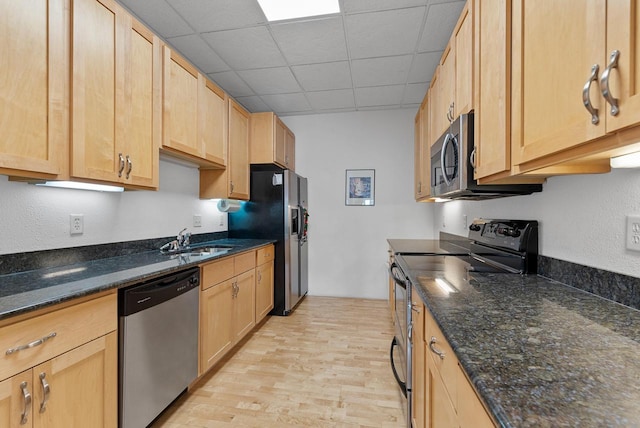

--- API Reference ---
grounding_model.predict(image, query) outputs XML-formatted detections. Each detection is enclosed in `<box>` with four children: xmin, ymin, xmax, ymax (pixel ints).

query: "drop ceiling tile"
<box><xmin>418</xmin><ymin>1</ymin><xmax>465</xmax><ymax>52</ymax></box>
<box><xmin>306</xmin><ymin>89</ymin><xmax>355</xmax><ymax>110</ymax></box>
<box><xmin>235</xmin><ymin>96</ymin><xmax>270</xmax><ymax>113</ymax></box>
<box><xmin>346</xmin><ymin>7</ymin><xmax>426</xmax><ymax>59</ymax></box>
<box><xmin>201</xmin><ymin>26</ymin><xmax>286</xmax><ymax>70</ymax></box>
<box><xmin>208</xmin><ymin>71</ymin><xmax>254</xmax><ymax>97</ymax></box>
<box><xmin>118</xmin><ymin>0</ymin><xmax>192</xmax><ymax>38</ymax></box>
<box><xmin>355</xmin><ymin>85</ymin><xmax>405</xmax><ymax>107</ymax></box>
<box><xmin>167</xmin><ymin>35</ymin><xmax>229</xmax><ymax>74</ymax></box>
<box><xmin>271</xmin><ymin>17</ymin><xmax>348</xmax><ymax>65</ymax></box>
<box><xmin>403</xmin><ymin>82</ymin><xmax>430</xmax><ymax>104</ymax></box>
<box><xmin>408</xmin><ymin>51</ymin><xmax>442</xmax><ymax>83</ymax></box>
<box><xmin>343</xmin><ymin>0</ymin><xmax>427</xmax><ymax>14</ymax></box>
<box><xmin>291</xmin><ymin>62</ymin><xmax>352</xmax><ymax>91</ymax></box>
<box><xmin>351</xmin><ymin>55</ymin><xmax>413</xmax><ymax>87</ymax></box>
<box><xmin>166</xmin><ymin>0</ymin><xmax>266</xmax><ymax>32</ymax></box>
<box><xmin>260</xmin><ymin>93</ymin><xmax>312</xmax><ymax>115</ymax></box>
<box><xmin>238</xmin><ymin>67</ymin><xmax>302</xmax><ymax>95</ymax></box>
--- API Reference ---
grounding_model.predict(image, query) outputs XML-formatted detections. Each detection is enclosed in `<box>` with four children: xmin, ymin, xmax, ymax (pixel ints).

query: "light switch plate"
<box><xmin>626</xmin><ymin>215</ymin><xmax>640</xmax><ymax>251</ymax></box>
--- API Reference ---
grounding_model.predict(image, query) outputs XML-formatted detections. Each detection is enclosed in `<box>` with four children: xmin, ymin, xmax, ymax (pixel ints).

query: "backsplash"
<box><xmin>0</xmin><ymin>232</ymin><xmax>227</xmax><ymax>276</ymax></box>
<box><xmin>538</xmin><ymin>256</ymin><xmax>640</xmax><ymax>311</ymax></box>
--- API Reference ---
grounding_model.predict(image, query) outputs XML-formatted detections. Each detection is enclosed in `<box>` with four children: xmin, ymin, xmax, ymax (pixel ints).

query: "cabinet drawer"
<box><xmin>201</xmin><ymin>257</ymin><xmax>235</xmax><ymax>290</ymax></box>
<box><xmin>234</xmin><ymin>251</ymin><xmax>256</xmax><ymax>274</ymax></box>
<box><xmin>426</xmin><ymin>312</ymin><xmax>459</xmax><ymax>410</ymax></box>
<box><xmin>0</xmin><ymin>293</ymin><xmax>117</xmax><ymax>381</ymax></box>
<box><xmin>256</xmin><ymin>245</ymin><xmax>274</xmax><ymax>265</ymax></box>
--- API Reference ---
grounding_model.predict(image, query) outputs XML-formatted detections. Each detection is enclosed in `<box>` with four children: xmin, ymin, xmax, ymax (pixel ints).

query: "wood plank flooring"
<box><xmin>153</xmin><ymin>296</ymin><xmax>406</xmax><ymax>427</ymax></box>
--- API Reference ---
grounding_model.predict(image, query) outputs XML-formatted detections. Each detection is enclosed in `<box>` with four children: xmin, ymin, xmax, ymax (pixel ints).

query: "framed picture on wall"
<box><xmin>345</xmin><ymin>169</ymin><xmax>375</xmax><ymax>206</ymax></box>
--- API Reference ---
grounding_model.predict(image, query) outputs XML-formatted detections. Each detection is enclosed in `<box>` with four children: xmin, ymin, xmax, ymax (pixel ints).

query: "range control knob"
<box><xmin>469</xmin><ymin>224</ymin><xmax>482</xmax><ymax>232</ymax></box>
<box><xmin>498</xmin><ymin>227</ymin><xmax>521</xmax><ymax>237</ymax></box>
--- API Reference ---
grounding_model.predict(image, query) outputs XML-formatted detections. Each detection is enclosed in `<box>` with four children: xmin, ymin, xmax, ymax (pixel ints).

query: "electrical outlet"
<box><xmin>626</xmin><ymin>215</ymin><xmax>640</xmax><ymax>251</ymax></box>
<box><xmin>70</xmin><ymin>214</ymin><xmax>84</xmax><ymax>235</ymax></box>
<box><xmin>193</xmin><ymin>214</ymin><xmax>202</xmax><ymax>227</ymax></box>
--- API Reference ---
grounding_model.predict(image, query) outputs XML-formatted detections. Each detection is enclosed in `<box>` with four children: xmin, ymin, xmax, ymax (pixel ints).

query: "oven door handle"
<box><xmin>390</xmin><ymin>337</ymin><xmax>407</xmax><ymax>398</ymax></box>
<box><xmin>389</xmin><ymin>262</ymin><xmax>407</xmax><ymax>288</ymax></box>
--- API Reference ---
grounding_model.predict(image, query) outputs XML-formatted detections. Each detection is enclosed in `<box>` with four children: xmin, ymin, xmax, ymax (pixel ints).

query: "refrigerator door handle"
<box><xmin>290</xmin><ymin>207</ymin><xmax>300</xmax><ymax>237</ymax></box>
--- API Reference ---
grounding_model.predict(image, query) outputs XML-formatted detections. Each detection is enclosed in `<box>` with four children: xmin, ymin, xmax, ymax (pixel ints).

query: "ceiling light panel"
<box><xmin>257</xmin><ymin>0</ymin><xmax>340</xmax><ymax>22</ymax></box>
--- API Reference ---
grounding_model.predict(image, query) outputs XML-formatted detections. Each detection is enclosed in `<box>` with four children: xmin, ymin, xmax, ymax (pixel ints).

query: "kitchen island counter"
<box><xmin>397</xmin><ymin>252</ymin><xmax>640</xmax><ymax>427</ymax></box>
<box><xmin>0</xmin><ymin>238</ymin><xmax>274</xmax><ymax>321</ymax></box>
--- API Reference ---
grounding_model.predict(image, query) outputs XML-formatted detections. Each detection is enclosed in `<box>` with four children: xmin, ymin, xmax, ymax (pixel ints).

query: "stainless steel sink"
<box><xmin>161</xmin><ymin>244</ymin><xmax>234</xmax><ymax>257</ymax></box>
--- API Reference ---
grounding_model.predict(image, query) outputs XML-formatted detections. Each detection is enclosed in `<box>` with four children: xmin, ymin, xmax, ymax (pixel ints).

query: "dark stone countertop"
<box><xmin>395</xmin><ymin>254</ymin><xmax>640</xmax><ymax>427</ymax></box>
<box><xmin>0</xmin><ymin>238</ymin><xmax>274</xmax><ymax>321</ymax></box>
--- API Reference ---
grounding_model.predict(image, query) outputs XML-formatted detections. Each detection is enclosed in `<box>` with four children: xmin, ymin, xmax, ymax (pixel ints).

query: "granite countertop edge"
<box><xmin>0</xmin><ymin>238</ymin><xmax>275</xmax><ymax>321</ymax></box>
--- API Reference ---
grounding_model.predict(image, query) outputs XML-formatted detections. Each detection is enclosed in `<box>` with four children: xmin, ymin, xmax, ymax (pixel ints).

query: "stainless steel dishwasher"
<box><xmin>118</xmin><ymin>267</ymin><xmax>200</xmax><ymax>428</ymax></box>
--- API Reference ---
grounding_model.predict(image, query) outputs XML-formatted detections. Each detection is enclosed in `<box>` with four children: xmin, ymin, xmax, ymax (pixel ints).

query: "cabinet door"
<box><xmin>33</xmin><ymin>332</ymin><xmax>117</xmax><ymax>428</ymax></box>
<box><xmin>121</xmin><ymin>19</ymin><xmax>160</xmax><ymax>188</ymax></box>
<box><xmin>455</xmin><ymin>0</ymin><xmax>473</xmax><ymax>117</ymax></box>
<box><xmin>255</xmin><ymin>262</ymin><xmax>274</xmax><ymax>322</ymax></box>
<box><xmin>0</xmin><ymin>370</ymin><xmax>32</xmax><ymax>428</ymax></box>
<box><xmin>428</xmin><ymin>362</ymin><xmax>457</xmax><ymax>428</ymax></box>
<box><xmin>71</xmin><ymin>0</ymin><xmax>120</xmax><ymax>182</ymax></box>
<box><xmin>274</xmin><ymin>117</ymin><xmax>287</xmax><ymax>167</ymax></box>
<box><xmin>228</xmin><ymin>99</ymin><xmax>250</xmax><ymax>200</ymax></box>
<box><xmin>414</xmin><ymin>109</ymin><xmax>423</xmax><ymax>199</ymax></box>
<box><xmin>606</xmin><ymin>1</ymin><xmax>640</xmax><ymax>133</ymax></box>
<box><xmin>438</xmin><ymin>45</ymin><xmax>456</xmax><ymax>136</ymax></box>
<box><xmin>163</xmin><ymin>48</ymin><xmax>199</xmax><ymax>157</ymax></box>
<box><xmin>457</xmin><ymin>365</ymin><xmax>495</xmax><ymax>428</ymax></box>
<box><xmin>411</xmin><ymin>296</ymin><xmax>425</xmax><ymax>428</ymax></box>
<box><xmin>415</xmin><ymin>96</ymin><xmax>431</xmax><ymax>201</ymax></box>
<box><xmin>233</xmin><ymin>269</ymin><xmax>256</xmax><ymax>341</ymax></box>
<box><xmin>473</xmin><ymin>0</ymin><xmax>511</xmax><ymax>179</ymax></box>
<box><xmin>0</xmin><ymin>0</ymin><xmax>66</xmax><ymax>177</ymax></box>
<box><xmin>200</xmin><ymin>279</ymin><xmax>234</xmax><ymax>374</ymax></box>
<box><xmin>200</xmin><ymin>79</ymin><xmax>227</xmax><ymax>166</ymax></box>
<box><xmin>285</xmin><ymin>128</ymin><xmax>295</xmax><ymax>170</ymax></box>
<box><xmin>511</xmin><ymin>0</ymin><xmax>606</xmax><ymax>165</ymax></box>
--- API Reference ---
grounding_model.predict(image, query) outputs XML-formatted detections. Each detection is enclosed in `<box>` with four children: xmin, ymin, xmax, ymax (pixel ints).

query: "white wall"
<box><xmin>0</xmin><ymin>158</ymin><xmax>227</xmax><ymax>255</ymax></box>
<box><xmin>434</xmin><ymin>168</ymin><xmax>640</xmax><ymax>277</ymax></box>
<box><xmin>282</xmin><ymin>109</ymin><xmax>434</xmax><ymax>300</ymax></box>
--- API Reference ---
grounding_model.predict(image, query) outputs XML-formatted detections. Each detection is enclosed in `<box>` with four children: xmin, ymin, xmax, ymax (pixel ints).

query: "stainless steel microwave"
<box><xmin>430</xmin><ymin>113</ymin><xmax>542</xmax><ymax>200</ymax></box>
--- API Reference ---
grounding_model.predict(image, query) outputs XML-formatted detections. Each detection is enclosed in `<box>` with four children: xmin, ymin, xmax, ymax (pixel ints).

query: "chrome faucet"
<box><xmin>160</xmin><ymin>228</ymin><xmax>191</xmax><ymax>253</ymax></box>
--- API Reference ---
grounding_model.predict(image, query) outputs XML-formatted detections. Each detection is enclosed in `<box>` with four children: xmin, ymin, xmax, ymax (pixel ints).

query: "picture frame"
<box><xmin>345</xmin><ymin>169</ymin><xmax>375</xmax><ymax>206</ymax></box>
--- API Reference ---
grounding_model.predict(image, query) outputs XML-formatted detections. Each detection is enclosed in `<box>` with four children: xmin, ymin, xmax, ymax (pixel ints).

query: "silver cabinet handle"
<box><xmin>411</xmin><ymin>304</ymin><xmax>421</xmax><ymax>314</ymax></box>
<box><xmin>39</xmin><ymin>373</ymin><xmax>50</xmax><ymax>413</ymax></box>
<box><xmin>429</xmin><ymin>336</ymin><xmax>445</xmax><ymax>359</ymax></box>
<box><xmin>6</xmin><ymin>332</ymin><xmax>57</xmax><ymax>355</ymax></box>
<box><xmin>125</xmin><ymin>155</ymin><xmax>133</xmax><ymax>179</ymax></box>
<box><xmin>408</xmin><ymin>322</ymin><xmax>413</xmax><ymax>342</ymax></box>
<box><xmin>258</xmin><ymin>271</ymin><xmax>262</xmax><ymax>283</ymax></box>
<box><xmin>118</xmin><ymin>153</ymin><xmax>125</xmax><ymax>177</ymax></box>
<box><xmin>600</xmin><ymin>50</ymin><xmax>620</xmax><ymax>116</ymax></box>
<box><xmin>20</xmin><ymin>381</ymin><xmax>31</xmax><ymax>425</ymax></box>
<box><xmin>582</xmin><ymin>64</ymin><xmax>600</xmax><ymax>125</ymax></box>
<box><xmin>230</xmin><ymin>181</ymin><xmax>234</xmax><ymax>193</ymax></box>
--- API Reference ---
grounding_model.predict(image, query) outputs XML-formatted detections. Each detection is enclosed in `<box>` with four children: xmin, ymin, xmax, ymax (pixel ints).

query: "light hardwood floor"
<box><xmin>154</xmin><ymin>296</ymin><xmax>406</xmax><ymax>427</ymax></box>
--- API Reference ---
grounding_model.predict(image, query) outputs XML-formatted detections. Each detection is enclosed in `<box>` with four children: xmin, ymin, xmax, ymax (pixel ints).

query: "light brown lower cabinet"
<box><xmin>415</xmin><ymin>301</ymin><xmax>496</xmax><ymax>428</ymax></box>
<box><xmin>200</xmin><ymin>247</ymin><xmax>279</xmax><ymax>375</ymax></box>
<box><xmin>255</xmin><ymin>245</ymin><xmax>275</xmax><ymax>323</ymax></box>
<box><xmin>0</xmin><ymin>294</ymin><xmax>117</xmax><ymax>428</ymax></box>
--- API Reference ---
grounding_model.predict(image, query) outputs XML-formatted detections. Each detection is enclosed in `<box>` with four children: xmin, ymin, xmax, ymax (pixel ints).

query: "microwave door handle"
<box><xmin>440</xmin><ymin>133</ymin><xmax>453</xmax><ymax>185</ymax></box>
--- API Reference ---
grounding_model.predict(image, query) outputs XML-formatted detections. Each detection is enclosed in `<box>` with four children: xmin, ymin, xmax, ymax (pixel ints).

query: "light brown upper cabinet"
<box><xmin>163</xmin><ymin>48</ymin><xmax>227</xmax><ymax>168</ymax></box>
<box><xmin>431</xmin><ymin>47</ymin><xmax>455</xmax><ymax>141</ymax></box>
<box><xmin>510</xmin><ymin>0</ymin><xmax>640</xmax><ymax>172</ymax></box>
<box><xmin>251</xmin><ymin>112</ymin><xmax>296</xmax><ymax>170</ymax></box>
<box><xmin>200</xmin><ymin>99</ymin><xmax>250</xmax><ymax>200</ymax></box>
<box><xmin>415</xmin><ymin>94</ymin><xmax>431</xmax><ymax>201</ymax></box>
<box><xmin>0</xmin><ymin>0</ymin><xmax>67</xmax><ymax>179</ymax></box>
<box><xmin>71</xmin><ymin>0</ymin><xmax>161</xmax><ymax>189</ymax></box>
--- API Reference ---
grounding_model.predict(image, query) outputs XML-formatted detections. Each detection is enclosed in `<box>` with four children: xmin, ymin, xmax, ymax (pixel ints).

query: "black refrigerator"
<box><xmin>228</xmin><ymin>165</ymin><xmax>308</xmax><ymax>315</ymax></box>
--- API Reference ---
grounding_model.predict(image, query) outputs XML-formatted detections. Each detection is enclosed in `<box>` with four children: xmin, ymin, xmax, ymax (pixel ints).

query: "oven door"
<box><xmin>389</xmin><ymin>263</ymin><xmax>411</xmax><ymax>398</ymax></box>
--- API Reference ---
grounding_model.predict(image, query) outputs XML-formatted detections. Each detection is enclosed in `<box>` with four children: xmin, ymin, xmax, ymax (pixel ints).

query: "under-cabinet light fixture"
<box><xmin>34</xmin><ymin>181</ymin><xmax>125</xmax><ymax>192</ymax></box>
<box><xmin>610</xmin><ymin>151</ymin><xmax>640</xmax><ymax>169</ymax></box>
<box><xmin>256</xmin><ymin>0</ymin><xmax>340</xmax><ymax>21</ymax></box>
<box><xmin>435</xmin><ymin>278</ymin><xmax>457</xmax><ymax>294</ymax></box>
<box><xmin>433</xmin><ymin>198</ymin><xmax>451</xmax><ymax>203</ymax></box>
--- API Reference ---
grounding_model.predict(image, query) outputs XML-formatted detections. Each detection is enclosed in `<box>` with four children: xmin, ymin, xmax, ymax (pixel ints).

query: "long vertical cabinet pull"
<box><xmin>39</xmin><ymin>372</ymin><xmax>50</xmax><ymax>413</ymax></box>
<box><xmin>118</xmin><ymin>153</ymin><xmax>125</xmax><ymax>177</ymax></box>
<box><xmin>125</xmin><ymin>155</ymin><xmax>133</xmax><ymax>179</ymax></box>
<box><xmin>20</xmin><ymin>381</ymin><xmax>31</xmax><ymax>425</ymax></box>
<box><xmin>600</xmin><ymin>50</ymin><xmax>620</xmax><ymax>116</ymax></box>
<box><xmin>583</xmin><ymin>64</ymin><xmax>600</xmax><ymax>124</ymax></box>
